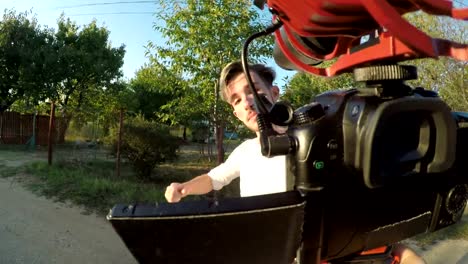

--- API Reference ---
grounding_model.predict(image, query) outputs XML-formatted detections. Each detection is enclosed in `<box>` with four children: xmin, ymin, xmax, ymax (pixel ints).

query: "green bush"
<box><xmin>111</xmin><ymin>116</ymin><xmax>179</xmax><ymax>179</ymax></box>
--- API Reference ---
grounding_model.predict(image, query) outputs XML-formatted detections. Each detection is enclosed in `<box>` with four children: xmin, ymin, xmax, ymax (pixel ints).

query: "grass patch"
<box><xmin>0</xmin><ymin>144</ymin><xmax>28</xmax><ymax>151</ymax></box>
<box><xmin>154</xmin><ymin>156</ymin><xmax>216</xmax><ymax>182</ymax></box>
<box><xmin>0</xmin><ymin>164</ymin><xmax>23</xmax><ymax>178</ymax></box>
<box><xmin>18</xmin><ymin>148</ymin><xmax>226</xmax><ymax>216</ymax></box>
<box><xmin>0</xmin><ymin>143</ymin><xmax>240</xmax><ymax>216</ymax></box>
<box><xmin>23</xmin><ymin>161</ymin><xmax>171</xmax><ymax>215</ymax></box>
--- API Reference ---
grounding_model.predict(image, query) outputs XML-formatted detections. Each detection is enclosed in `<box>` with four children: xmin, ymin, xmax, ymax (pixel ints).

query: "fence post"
<box><xmin>48</xmin><ymin>102</ymin><xmax>55</xmax><ymax>166</ymax></box>
<box><xmin>0</xmin><ymin>112</ymin><xmax>3</xmax><ymax>144</ymax></box>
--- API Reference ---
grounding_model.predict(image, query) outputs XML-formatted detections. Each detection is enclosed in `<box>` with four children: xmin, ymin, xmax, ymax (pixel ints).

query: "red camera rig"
<box><xmin>263</xmin><ymin>0</ymin><xmax>468</xmax><ymax>77</ymax></box>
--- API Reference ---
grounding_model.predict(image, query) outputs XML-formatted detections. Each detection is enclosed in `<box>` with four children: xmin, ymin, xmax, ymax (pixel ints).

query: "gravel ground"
<box><xmin>0</xmin><ymin>177</ymin><xmax>137</xmax><ymax>264</ymax></box>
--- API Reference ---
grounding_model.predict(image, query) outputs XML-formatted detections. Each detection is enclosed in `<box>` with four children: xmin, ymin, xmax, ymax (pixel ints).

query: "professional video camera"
<box><xmin>107</xmin><ymin>1</ymin><xmax>468</xmax><ymax>264</ymax></box>
<box><xmin>246</xmin><ymin>0</ymin><xmax>468</xmax><ymax>262</ymax></box>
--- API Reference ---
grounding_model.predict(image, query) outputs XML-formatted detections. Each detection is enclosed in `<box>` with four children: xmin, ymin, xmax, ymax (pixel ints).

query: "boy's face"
<box><xmin>226</xmin><ymin>71</ymin><xmax>279</xmax><ymax>133</ymax></box>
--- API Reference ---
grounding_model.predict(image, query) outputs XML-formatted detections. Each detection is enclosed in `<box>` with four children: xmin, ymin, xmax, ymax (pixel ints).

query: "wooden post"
<box><xmin>216</xmin><ymin>122</ymin><xmax>225</xmax><ymax>163</ymax></box>
<box><xmin>214</xmin><ymin>82</ymin><xmax>224</xmax><ymax>164</ymax></box>
<box><xmin>47</xmin><ymin>101</ymin><xmax>55</xmax><ymax>166</ymax></box>
<box><xmin>0</xmin><ymin>112</ymin><xmax>3</xmax><ymax>144</ymax></box>
<box><xmin>116</xmin><ymin>108</ymin><xmax>124</xmax><ymax>178</ymax></box>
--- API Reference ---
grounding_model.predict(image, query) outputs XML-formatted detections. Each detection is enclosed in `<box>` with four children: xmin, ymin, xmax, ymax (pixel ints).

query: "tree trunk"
<box><xmin>0</xmin><ymin>112</ymin><xmax>3</xmax><ymax>144</ymax></box>
<box><xmin>115</xmin><ymin>108</ymin><xmax>124</xmax><ymax>178</ymax></box>
<box><xmin>215</xmin><ymin>121</ymin><xmax>225</xmax><ymax>164</ymax></box>
<box><xmin>213</xmin><ymin>81</ymin><xmax>224</xmax><ymax>164</ymax></box>
<box><xmin>56</xmin><ymin>115</ymin><xmax>71</xmax><ymax>144</ymax></box>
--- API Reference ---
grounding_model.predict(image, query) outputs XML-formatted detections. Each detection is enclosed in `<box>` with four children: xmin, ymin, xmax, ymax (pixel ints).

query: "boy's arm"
<box><xmin>165</xmin><ymin>140</ymin><xmax>245</xmax><ymax>203</ymax></box>
<box><xmin>392</xmin><ymin>244</ymin><xmax>426</xmax><ymax>264</ymax></box>
<box><xmin>165</xmin><ymin>174</ymin><xmax>213</xmax><ymax>203</ymax></box>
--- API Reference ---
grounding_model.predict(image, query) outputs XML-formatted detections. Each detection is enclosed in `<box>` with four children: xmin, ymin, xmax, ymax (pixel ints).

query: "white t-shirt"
<box><xmin>207</xmin><ymin>138</ymin><xmax>288</xmax><ymax>197</ymax></box>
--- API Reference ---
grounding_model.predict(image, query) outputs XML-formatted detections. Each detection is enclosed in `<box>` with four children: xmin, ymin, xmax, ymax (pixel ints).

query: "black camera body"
<box><xmin>292</xmin><ymin>87</ymin><xmax>456</xmax><ymax>190</ymax></box>
<box><xmin>271</xmin><ymin>64</ymin><xmax>468</xmax><ymax>262</ymax></box>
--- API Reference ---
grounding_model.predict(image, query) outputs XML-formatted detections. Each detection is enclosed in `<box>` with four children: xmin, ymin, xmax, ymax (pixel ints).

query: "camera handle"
<box><xmin>353</xmin><ymin>64</ymin><xmax>417</xmax><ymax>98</ymax></box>
<box><xmin>318</xmin><ymin>245</ymin><xmax>397</xmax><ymax>264</ymax></box>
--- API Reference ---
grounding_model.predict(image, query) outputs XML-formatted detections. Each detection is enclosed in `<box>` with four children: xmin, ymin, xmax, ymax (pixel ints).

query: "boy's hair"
<box><xmin>219</xmin><ymin>61</ymin><xmax>276</xmax><ymax>103</ymax></box>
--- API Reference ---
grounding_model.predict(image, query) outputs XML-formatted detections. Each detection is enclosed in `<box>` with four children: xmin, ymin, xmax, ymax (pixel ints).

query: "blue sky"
<box><xmin>1</xmin><ymin>1</ymin><xmax>465</xmax><ymax>89</ymax></box>
<box><xmin>0</xmin><ymin>0</ymin><xmax>296</xmax><ymax>88</ymax></box>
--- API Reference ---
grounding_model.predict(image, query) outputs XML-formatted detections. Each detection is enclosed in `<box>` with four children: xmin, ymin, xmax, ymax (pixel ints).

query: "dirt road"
<box><xmin>0</xmin><ymin>171</ymin><xmax>467</xmax><ymax>263</ymax></box>
<box><xmin>0</xmin><ymin>177</ymin><xmax>137</xmax><ymax>264</ymax></box>
<box><xmin>416</xmin><ymin>239</ymin><xmax>468</xmax><ymax>263</ymax></box>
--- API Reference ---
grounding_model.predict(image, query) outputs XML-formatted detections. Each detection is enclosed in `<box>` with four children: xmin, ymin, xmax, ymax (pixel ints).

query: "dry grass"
<box><xmin>0</xmin><ymin>143</ymin><xmax>241</xmax><ymax>215</ymax></box>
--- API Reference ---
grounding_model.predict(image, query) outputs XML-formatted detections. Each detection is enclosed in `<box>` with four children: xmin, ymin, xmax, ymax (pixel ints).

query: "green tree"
<box><xmin>49</xmin><ymin>16</ymin><xmax>126</xmax><ymax>139</ymax></box>
<box><xmin>129</xmin><ymin>62</ymin><xmax>180</xmax><ymax>122</ymax></box>
<box><xmin>69</xmin><ymin>80</ymin><xmax>133</xmax><ymax>134</ymax></box>
<box><xmin>404</xmin><ymin>12</ymin><xmax>467</xmax><ymax>111</ymax></box>
<box><xmin>0</xmin><ymin>11</ymin><xmax>127</xmax><ymax>141</ymax></box>
<box><xmin>149</xmin><ymin>0</ymin><xmax>274</xmax><ymax>162</ymax></box>
<box><xmin>282</xmin><ymin>71</ymin><xmax>354</xmax><ymax>108</ymax></box>
<box><xmin>130</xmin><ymin>62</ymin><xmax>198</xmax><ymax>140</ymax></box>
<box><xmin>0</xmin><ymin>9</ymin><xmax>56</xmax><ymax>111</ymax></box>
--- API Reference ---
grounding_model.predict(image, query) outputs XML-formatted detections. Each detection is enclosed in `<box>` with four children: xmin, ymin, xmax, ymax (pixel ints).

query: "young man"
<box><xmin>165</xmin><ymin>61</ymin><xmax>289</xmax><ymax>202</ymax></box>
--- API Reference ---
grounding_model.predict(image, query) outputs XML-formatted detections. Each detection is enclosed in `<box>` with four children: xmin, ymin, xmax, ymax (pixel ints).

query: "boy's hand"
<box><xmin>165</xmin><ymin>182</ymin><xmax>188</xmax><ymax>203</ymax></box>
